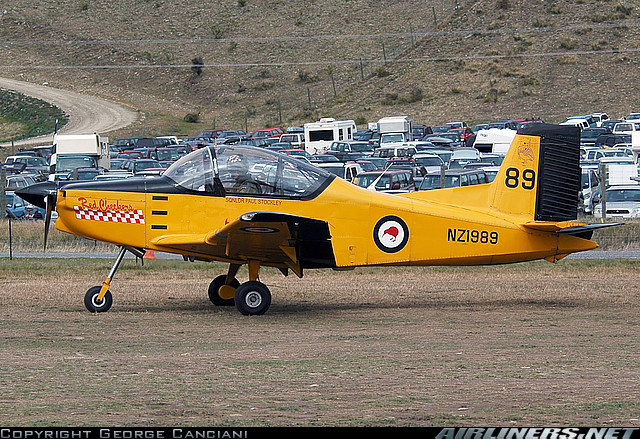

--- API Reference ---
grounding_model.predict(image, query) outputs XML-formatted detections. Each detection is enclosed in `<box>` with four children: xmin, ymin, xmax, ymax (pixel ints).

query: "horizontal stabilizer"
<box><xmin>523</xmin><ymin>221</ymin><xmax>622</xmax><ymax>240</ymax></box>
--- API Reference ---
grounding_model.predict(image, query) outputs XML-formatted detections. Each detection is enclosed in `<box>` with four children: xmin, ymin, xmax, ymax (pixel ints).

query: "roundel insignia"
<box><xmin>373</xmin><ymin>216</ymin><xmax>409</xmax><ymax>253</ymax></box>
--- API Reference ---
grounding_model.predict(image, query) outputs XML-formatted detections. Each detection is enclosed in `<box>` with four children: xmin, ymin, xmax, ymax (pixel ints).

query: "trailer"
<box><xmin>303</xmin><ymin>118</ymin><xmax>356</xmax><ymax>154</ymax></box>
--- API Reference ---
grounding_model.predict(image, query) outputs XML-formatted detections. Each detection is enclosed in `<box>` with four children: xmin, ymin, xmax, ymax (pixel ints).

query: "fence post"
<box><xmin>599</xmin><ymin>161</ymin><xmax>607</xmax><ymax>222</ymax></box>
<box><xmin>0</xmin><ymin>168</ymin><xmax>6</xmax><ymax>221</ymax></box>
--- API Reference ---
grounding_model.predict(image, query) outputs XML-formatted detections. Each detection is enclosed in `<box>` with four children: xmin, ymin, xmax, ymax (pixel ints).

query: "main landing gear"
<box><xmin>208</xmin><ymin>261</ymin><xmax>272</xmax><ymax>316</ymax></box>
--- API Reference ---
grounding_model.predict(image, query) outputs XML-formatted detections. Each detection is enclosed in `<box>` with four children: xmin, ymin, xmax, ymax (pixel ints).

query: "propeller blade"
<box><xmin>44</xmin><ymin>194</ymin><xmax>54</xmax><ymax>251</ymax></box>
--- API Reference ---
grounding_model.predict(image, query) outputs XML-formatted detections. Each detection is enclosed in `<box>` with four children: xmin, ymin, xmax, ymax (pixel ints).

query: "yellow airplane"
<box><xmin>18</xmin><ymin>124</ymin><xmax>616</xmax><ymax>315</ymax></box>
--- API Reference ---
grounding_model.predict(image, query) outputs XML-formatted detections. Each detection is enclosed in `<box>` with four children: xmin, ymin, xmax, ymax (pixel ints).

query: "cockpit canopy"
<box><xmin>163</xmin><ymin>145</ymin><xmax>333</xmax><ymax>198</ymax></box>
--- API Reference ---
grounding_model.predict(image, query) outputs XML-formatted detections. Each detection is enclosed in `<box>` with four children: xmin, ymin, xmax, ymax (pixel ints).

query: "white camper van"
<box><xmin>303</xmin><ymin>118</ymin><xmax>356</xmax><ymax>154</ymax></box>
<box><xmin>472</xmin><ymin>128</ymin><xmax>517</xmax><ymax>154</ymax></box>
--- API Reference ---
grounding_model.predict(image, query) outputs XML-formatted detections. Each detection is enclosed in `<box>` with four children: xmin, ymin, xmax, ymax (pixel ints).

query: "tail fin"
<box><xmin>489</xmin><ymin>123</ymin><xmax>581</xmax><ymax>221</ymax></box>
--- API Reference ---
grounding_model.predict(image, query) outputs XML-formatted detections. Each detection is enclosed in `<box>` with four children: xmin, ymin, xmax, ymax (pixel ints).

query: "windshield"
<box><xmin>164</xmin><ymin>145</ymin><xmax>332</xmax><ymax>197</ymax></box>
<box><xmin>156</xmin><ymin>149</ymin><xmax>179</xmax><ymax>161</ymax></box>
<box><xmin>381</xmin><ymin>133</ymin><xmax>404</xmax><ymax>143</ymax></box>
<box><xmin>56</xmin><ymin>157</ymin><xmax>97</xmax><ymax>173</ymax></box>
<box><xmin>415</xmin><ymin>156</ymin><xmax>443</xmax><ymax>167</ymax></box>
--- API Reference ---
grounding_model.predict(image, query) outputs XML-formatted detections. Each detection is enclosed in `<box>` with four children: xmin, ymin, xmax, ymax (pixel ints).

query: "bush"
<box><xmin>183</xmin><ymin>112</ymin><xmax>200</xmax><ymax>123</ymax></box>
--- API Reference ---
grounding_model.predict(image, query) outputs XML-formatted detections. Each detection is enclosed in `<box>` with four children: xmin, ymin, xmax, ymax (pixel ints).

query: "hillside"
<box><xmin>1</xmin><ymin>0</ymin><xmax>639</xmax><ymax>139</ymax></box>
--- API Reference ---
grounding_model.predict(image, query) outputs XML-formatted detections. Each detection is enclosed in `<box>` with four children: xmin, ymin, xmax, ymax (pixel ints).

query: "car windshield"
<box><xmin>607</xmin><ymin>189</ymin><xmax>640</xmax><ymax>202</ymax></box>
<box><xmin>156</xmin><ymin>149</ymin><xmax>179</xmax><ymax>161</ymax></box>
<box><xmin>164</xmin><ymin>145</ymin><xmax>332</xmax><ymax>198</ymax></box>
<box><xmin>415</xmin><ymin>156</ymin><xmax>443</xmax><ymax>167</ymax></box>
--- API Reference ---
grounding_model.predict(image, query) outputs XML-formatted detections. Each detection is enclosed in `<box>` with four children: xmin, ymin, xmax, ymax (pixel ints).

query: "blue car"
<box><xmin>5</xmin><ymin>191</ymin><xmax>25</xmax><ymax>219</ymax></box>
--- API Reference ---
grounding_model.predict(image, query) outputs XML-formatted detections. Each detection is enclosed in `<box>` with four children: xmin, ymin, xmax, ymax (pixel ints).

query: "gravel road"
<box><xmin>0</xmin><ymin>76</ymin><xmax>138</xmax><ymax>146</ymax></box>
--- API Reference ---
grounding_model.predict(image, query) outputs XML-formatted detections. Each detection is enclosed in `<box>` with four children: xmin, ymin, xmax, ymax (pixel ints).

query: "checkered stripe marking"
<box><xmin>74</xmin><ymin>206</ymin><xmax>145</xmax><ymax>224</ymax></box>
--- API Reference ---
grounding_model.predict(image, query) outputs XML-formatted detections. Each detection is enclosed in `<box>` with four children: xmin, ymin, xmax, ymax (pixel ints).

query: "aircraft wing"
<box><xmin>150</xmin><ymin>211</ymin><xmax>335</xmax><ymax>277</ymax></box>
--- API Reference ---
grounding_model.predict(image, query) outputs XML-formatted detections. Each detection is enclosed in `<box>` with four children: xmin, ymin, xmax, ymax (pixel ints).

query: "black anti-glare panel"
<box><xmin>518</xmin><ymin>123</ymin><xmax>581</xmax><ymax>221</ymax></box>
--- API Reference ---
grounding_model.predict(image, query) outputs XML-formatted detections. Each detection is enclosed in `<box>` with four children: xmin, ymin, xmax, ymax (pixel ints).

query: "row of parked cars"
<box><xmin>4</xmin><ymin>111</ymin><xmax>640</xmax><ymax>219</ymax></box>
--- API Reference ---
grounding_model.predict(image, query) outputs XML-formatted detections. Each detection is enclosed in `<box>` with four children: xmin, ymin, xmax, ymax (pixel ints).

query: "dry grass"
<box><xmin>0</xmin><ymin>258</ymin><xmax>639</xmax><ymax>426</ymax></box>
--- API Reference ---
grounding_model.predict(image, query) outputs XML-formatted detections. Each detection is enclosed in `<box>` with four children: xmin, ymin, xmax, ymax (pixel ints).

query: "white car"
<box><xmin>593</xmin><ymin>185</ymin><xmax>640</xmax><ymax>219</ymax></box>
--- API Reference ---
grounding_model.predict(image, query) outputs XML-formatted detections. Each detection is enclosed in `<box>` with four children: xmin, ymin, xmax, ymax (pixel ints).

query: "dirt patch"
<box><xmin>0</xmin><ymin>259</ymin><xmax>639</xmax><ymax>426</ymax></box>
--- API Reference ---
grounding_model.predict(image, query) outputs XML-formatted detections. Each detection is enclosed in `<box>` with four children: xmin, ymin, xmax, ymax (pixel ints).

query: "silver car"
<box><xmin>593</xmin><ymin>185</ymin><xmax>640</xmax><ymax>219</ymax></box>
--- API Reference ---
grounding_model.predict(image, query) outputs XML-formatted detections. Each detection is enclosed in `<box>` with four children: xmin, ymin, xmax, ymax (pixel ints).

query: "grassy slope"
<box><xmin>0</xmin><ymin>0</ymin><xmax>638</xmax><ymax>138</ymax></box>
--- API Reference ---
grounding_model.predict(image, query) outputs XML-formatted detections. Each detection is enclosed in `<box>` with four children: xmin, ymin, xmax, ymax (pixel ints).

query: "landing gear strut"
<box><xmin>84</xmin><ymin>246</ymin><xmax>145</xmax><ymax>313</ymax></box>
<box><xmin>209</xmin><ymin>260</ymin><xmax>272</xmax><ymax>315</ymax></box>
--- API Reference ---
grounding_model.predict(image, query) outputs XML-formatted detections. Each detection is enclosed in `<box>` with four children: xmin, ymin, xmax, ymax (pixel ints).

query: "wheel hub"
<box><xmin>245</xmin><ymin>291</ymin><xmax>262</xmax><ymax>308</ymax></box>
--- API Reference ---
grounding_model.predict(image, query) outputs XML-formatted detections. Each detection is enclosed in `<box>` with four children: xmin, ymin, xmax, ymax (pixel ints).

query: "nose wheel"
<box><xmin>84</xmin><ymin>286</ymin><xmax>113</xmax><ymax>313</ymax></box>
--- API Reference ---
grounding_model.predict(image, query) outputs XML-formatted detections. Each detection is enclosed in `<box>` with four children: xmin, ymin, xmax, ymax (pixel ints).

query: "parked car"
<box><xmin>316</xmin><ymin>162</ymin><xmax>362</xmax><ymax>181</ymax></box>
<box><xmin>197</xmin><ymin>129</ymin><xmax>225</xmax><ymax>141</ymax></box>
<box><xmin>613</xmin><ymin>122</ymin><xmax>640</xmax><ymax>134</ymax></box>
<box><xmin>65</xmin><ymin>167</ymin><xmax>105</xmax><ymax>181</ymax></box>
<box><xmin>448</xmin><ymin>148</ymin><xmax>481</xmax><ymax>168</ymax></box>
<box><xmin>3</xmin><ymin>155</ymin><xmax>49</xmax><ymax>176</ymax></box>
<box><xmin>424</xmin><ymin>132</ymin><xmax>464</xmax><ymax>147</ymax></box>
<box><xmin>594</xmin><ymin>133</ymin><xmax>631</xmax><ymax>149</ymax></box>
<box><xmin>250</xmin><ymin>127</ymin><xmax>285</xmax><ymax>140</ymax></box>
<box><xmin>324</xmin><ymin>141</ymin><xmax>373</xmax><ymax>161</ymax></box>
<box><xmin>353</xmin><ymin>169</ymin><xmax>415</xmax><ymax>193</ymax></box>
<box><xmin>372</xmin><ymin>145</ymin><xmax>417</xmax><ymax>159</ymax></box>
<box><xmin>472</xmin><ymin>123</ymin><xmax>489</xmax><ymax>133</ymax></box>
<box><xmin>418</xmin><ymin>168</ymin><xmax>489</xmax><ymax>191</ymax></box>
<box><xmin>310</xmin><ymin>154</ymin><xmax>340</xmax><ymax>164</ymax></box>
<box><xmin>583</xmin><ymin>148</ymin><xmax>632</xmax><ymax>162</ymax></box>
<box><xmin>593</xmin><ymin>185</ymin><xmax>640</xmax><ymax>219</ymax></box>
<box><xmin>432</xmin><ymin>125</ymin><xmax>451</xmax><ymax>133</ymax></box>
<box><xmin>449</xmin><ymin>127</ymin><xmax>474</xmax><ymax>142</ymax></box>
<box><xmin>446</xmin><ymin>121</ymin><xmax>468</xmax><ymax>130</ymax></box>
<box><xmin>5</xmin><ymin>174</ymin><xmax>38</xmax><ymax>190</ymax></box>
<box><xmin>122</xmin><ymin>159</ymin><xmax>162</xmax><ymax>174</ymax></box>
<box><xmin>580</xmin><ymin>127</ymin><xmax>611</xmax><ymax>146</ymax></box>
<box><xmin>412</xmin><ymin>124</ymin><xmax>433</xmax><ymax>138</ymax></box>
<box><xmin>412</xmin><ymin>152</ymin><xmax>446</xmax><ymax>174</ymax></box>
<box><xmin>279</xmin><ymin>133</ymin><xmax>305</xmax><ymax>149</ymax></box>
<box><xmin>5</xmin><ymin>191</ymin><xmax>25</xmax><ymax>219</ymax></box>
<box><xmin>600</xmin><ymin>119</ymin><xmax>623</xmax><ymax>132</ymax></box>
<box><xmin>487</xmin><ymin>119</ymin><xmax>518</xmax><ymax>130</ymax></box>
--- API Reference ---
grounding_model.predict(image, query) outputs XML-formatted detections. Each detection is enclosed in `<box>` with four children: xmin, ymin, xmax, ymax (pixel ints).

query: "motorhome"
<box><xmin>303</xmin><ymin>118</ymin><xmax>356</xmax><ymax>154</ymax></box>
<box><xmin>472</xmin><ymin>128</ymin><xmax>517</xmax><ymax>154</ymax></box>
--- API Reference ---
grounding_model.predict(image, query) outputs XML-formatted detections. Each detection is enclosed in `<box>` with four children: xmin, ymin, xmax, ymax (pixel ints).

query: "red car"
<box><xmin>449</xmin><ymin>127</ymin><xmax>474</xmax><ymax>142</ymax></box>
<box><xmin>251</xmin><ymin>127</ymin><xmax>285</xmax><ymax>140</ymax></box>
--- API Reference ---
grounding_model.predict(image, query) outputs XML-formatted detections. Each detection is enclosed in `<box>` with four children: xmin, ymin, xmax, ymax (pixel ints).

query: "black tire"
<box><xmin>234</xmin><ymin>281</ymin><xmax>271</xmax><ymax>316</ymax></box>
<box><xmin>208</xmin><ymin>275</ymin><xmax>240</xmax><ymax>306</ymax></box>
<box><xmin>84</xmin><ymin>286</ymin><xmax>113</xmax><ymax>313</ymax></box>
